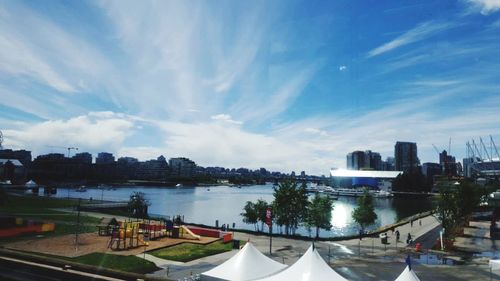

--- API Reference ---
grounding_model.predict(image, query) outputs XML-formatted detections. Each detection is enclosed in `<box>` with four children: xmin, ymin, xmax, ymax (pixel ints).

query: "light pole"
<box><xmin>266</xmin><ymin>207</ymin><xmax>272</xmax><ymax>255</ymax></box>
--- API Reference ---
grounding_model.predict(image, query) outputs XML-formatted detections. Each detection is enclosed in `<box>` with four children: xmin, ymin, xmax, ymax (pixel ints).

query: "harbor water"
<box><xmin>52</xmin><ymin>184</ymin><xmax>433</xmax><ymax>238</ymax></box>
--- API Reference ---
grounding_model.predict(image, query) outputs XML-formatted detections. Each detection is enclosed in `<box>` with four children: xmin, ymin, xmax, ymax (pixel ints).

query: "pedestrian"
<box><xmin>395</xmin><ymin>230</ymin><xmax>400</xmax><ymax>241</ymax></box>
<box><xmin>407</xmin><ymin>233</ymin><xmax>412</xmax><ymax>244</ymax></box>
<box><xmin>410</xmin><ymin>220</ymin><xmax>413</xmax><ymax>227</ymax></box>
<box><xmin>419</xmin><ymin>220</ymin><xmax>422</xmax><ymax>226</ymax></box>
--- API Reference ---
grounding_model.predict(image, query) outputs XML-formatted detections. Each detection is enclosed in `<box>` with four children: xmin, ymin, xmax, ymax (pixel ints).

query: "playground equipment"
<box><xmin>0</xmin><ymin>217</ymin><xmax>55</xmax><ymax>238</ymax></box>
<box><xmin>140</xmin><ymin>218</ymin><xmax>170</xmax><ymax>240</ymax></box>
<box><xmin>108</xmin><ymin>221</ymin><xmax>141</xmax><ymax>250</ymax></box>
<box><xmin>180</xmin><ymin>225</ymin><xmax>201</xmax><ymax>240</ymax></box>
<box><xmin>97</xmin><ymin>217</ymin><xmax>119</xmax><ymax>236</ymax></box>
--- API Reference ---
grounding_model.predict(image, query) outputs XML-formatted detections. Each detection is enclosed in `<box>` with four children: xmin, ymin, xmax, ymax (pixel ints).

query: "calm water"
<box><xmin>51</xmin><ymin>184</ymin><xmax>433</xmax><ymax>237</ymax></box>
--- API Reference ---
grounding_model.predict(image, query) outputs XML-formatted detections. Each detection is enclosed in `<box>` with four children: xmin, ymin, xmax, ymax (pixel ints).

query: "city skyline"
<box><xmin>1</xmin><ymin>1</ymin><xmax>500</xmax><ymax>175</ymax></box>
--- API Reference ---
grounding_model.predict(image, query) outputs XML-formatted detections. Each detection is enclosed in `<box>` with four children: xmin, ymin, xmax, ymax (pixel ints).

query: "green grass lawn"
<box><xmin>71</xmin><ymin>253</ymin><xmax>159</xmax><ymax>274</ymax></box>
<box><xmin>0</xmin><ymin>194</ymin><xmax>101</xmax><ymax>243</ymax></box>
<box><xmin>150</xmin><ymin>240</ymin><xmax>241</xmax><ymax>262</ymax></box>
<box><xmin>13</xmin><ymin>250</ymin><xmax>159</xmax><ymax>274</ymax></box>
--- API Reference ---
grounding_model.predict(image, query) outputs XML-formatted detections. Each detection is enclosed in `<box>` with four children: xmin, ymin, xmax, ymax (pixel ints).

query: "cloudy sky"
<box><xmin>1</xmin><ymin>0</ymin><xmax>500</xmax><ymax>175</ymax></box>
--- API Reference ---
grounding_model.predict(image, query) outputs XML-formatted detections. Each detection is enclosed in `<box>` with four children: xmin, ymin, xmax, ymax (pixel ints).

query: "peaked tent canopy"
<box><xmin>394</xmin><ymin>266</ymin><xmax>421</xmax><ymax>281</ymax></box>
<box><xmin>202</xmin><ymin>242</ymin><xmax>287</xmax><ymax>281</ymax></box>
<box><xmin>490</xmin><ymin>259</ymin><xmax>500</xmax><ymax>271</ymax></box>
<box><xmin>257</xmin><ymin>245</ymin><xmax>348</xmax><ymax>281</ymax></box>
<box><xmin>25</xmin><ymin>180</ymin><xmax>37</xmax><ymax>187</ymax></box>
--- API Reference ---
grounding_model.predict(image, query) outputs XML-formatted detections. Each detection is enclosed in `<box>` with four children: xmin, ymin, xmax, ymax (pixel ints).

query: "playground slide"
<box><xmin>181</xmin><ymin>225</ymin><xmax>201</xmax><ymax>240</ymax></box>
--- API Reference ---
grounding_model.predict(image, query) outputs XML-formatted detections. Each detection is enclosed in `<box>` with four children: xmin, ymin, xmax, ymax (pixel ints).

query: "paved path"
<box><xmin>337</xmin><ymin>214</ymin><xmax>442</xmax><ymax>256</ymax></box>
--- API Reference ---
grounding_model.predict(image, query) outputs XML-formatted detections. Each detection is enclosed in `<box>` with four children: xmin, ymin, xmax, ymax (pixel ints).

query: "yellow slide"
<box><xmin>180</xmin><ymin>225</ymin><xmax>201</xmax><ymax>240</ymax></box>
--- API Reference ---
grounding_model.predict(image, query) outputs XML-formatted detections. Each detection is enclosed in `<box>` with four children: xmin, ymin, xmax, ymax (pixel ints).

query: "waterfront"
<box><xmin>51</xmin><ymin>184</ymin><xmax>433</xmax><ymax>237</ymax></box>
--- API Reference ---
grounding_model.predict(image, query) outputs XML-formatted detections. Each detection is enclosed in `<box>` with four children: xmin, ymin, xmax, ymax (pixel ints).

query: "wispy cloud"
<box><xmin>0</xmin><ymin>3</ymin><xmax>113</xmax><ymax>94</ymax></box>
<box><xmin>367</xmin><ymin>21</ymin><xmax>455</xmax><ymax>58</ymax></box>
<box><xmin>210</xmin><ymin>114</ymin><xmax>243</xmax><ymax>125</ymax></box>
<box><xmin>465</xmin><ymin>0</ymin><xmax>500</xmax><ymax>15</ymax></box>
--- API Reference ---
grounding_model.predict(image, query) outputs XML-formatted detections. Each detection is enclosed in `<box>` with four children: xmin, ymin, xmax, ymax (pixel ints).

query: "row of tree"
<box><xmin>241</xmin><ymin>181</ymin><xmax>334</xmax><ymax>238</ymax></box>
<box><xmin>241</xmin><ymin>180</ymin><xmax>379</xmax><ymax>238</ymax></box>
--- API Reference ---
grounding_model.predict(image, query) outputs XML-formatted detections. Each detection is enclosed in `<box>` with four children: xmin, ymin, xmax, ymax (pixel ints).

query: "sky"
<box><xmin>1</xmin><ymin>0</ymin><xmax>500</xmax><ymax>175</ymax></box>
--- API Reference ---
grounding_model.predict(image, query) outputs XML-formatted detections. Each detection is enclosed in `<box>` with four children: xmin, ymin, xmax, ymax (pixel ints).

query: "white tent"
<box><xmin>25</xmin><ymin>180</ymin><xmax>37</xmax><ymax>187</ymax></box>
<box><xmin>202</xmin><ymin>242</ymin><xmax>287</xmax><ymax>281</ymax></box>
<box><xmin>490</xmin><ymin>259</ymin><xmax>500</xmax><ymax>271</ymax></box>
<box><xmin>256</xmin><ymin>245</ymin><xmax>348</xmax><ymax>281</ymax></box>
<box><xmin>394</xmin><ymin>266</ymin><xmax>421</xmax><ymax>281</ymax></box>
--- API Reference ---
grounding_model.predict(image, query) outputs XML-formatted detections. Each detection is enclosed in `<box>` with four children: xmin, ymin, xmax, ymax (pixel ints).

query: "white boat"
<box><xmin>76</xmin><ymin>185</ymin><xmax>87</xmax><ymax>192</ymax></box>
<box><xmin>175</xmin><ymin>183</ymin><xmax>183</xmax><ymax>187</ymax></box>
<box><xmin>332</xmin><ymin>188</ymin><xmax>393</xmax><ymax>198</ymax></box>
<box><xmin>373</xmin><ymin>190</ymin><xmax>394</xmax><ymax>198</ymax></box>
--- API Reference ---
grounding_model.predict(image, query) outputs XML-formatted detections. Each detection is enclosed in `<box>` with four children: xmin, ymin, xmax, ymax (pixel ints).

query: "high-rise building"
<box><xmin>96</xmin><ymin>152</ymin><xmax>115</xmax><ymax>164</ymax></box>
<box><xmin>72</xmin><ymin>152</ymin><xmax>92</xmax><ymax>164</ymax></box>
<box><xmin>421</xmin><ymin>162</ymin><xmax>441</xmax><ymax>187</ymax></box>
<box><xmin>346</xmin><ymin>151</ymin><xmax>366</xmax><ymax>170</ymax></box>
<box><xmin>169</xmin><ymin>157</ymin><xmax>196</xmax><ymax>178</ymax></box>
<box><xmin>394</xmin><ymin>141</ymin><xmax>419</xmax><ymax>172</ymax></box>
<box><xmin>383</xmin><ymin>157</ymin><xmax>395</xmax><ymax>171</ymax></box>
<box><xmin>0</xmin><ymin>149</ymin><xmax>32</xmax><ymax>166</ymax></box>
<box><xmin>439</xmin><ymin>150</ymin><xmax>457</xmax><ymax>176</ymax></box>
<box><xmin>136</xmin><ymin>156</ymin><xmax>168</xmax><ymax>180</ymax></box>
<box><xmin>347</xmin><ymin>150</ymin><xmax>383</xmax><ymax>170</ymax></box>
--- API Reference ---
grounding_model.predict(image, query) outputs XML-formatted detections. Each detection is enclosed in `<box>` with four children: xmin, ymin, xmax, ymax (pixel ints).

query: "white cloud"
<box><xmin>367</xmin><ymin>21</ymin><xmax>454</xmax><ymax>58</ymax></box>
<box><xmin>3</xmin><ymin>112</ymin><xmax>135</xmax><ymax>157</ymax></box>
<box><xmin>304</xmin><ymin>128</ymin><xmax>329</xmax><ymax>137</ymax></box>
<box><xmin>466</xmin><ymin>0</ymin><xmax>500</xmax><ymax>15</ymax></box>
<box><xmin>339</xmin><ymin>65</ymin><xmax>347</xmax><ymax>71</ymax></box>
<box><xmin>210</xmin><ymin>114</ymin><xmax>243</xmax><ymax>125</ymax></box>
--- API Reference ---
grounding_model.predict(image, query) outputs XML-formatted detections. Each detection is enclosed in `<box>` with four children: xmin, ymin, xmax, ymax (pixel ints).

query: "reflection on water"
<box><xmin>51</xmin><ymin>184</ymin><xmax>432</xmax><ymax>238</ymax></box>
<box><xmin>331</xmin><ymin>204</ymin><xmax>348</xmax><ymax>228</ymax></box>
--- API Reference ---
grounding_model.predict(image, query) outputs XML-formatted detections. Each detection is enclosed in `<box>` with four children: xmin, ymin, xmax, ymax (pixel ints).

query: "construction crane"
<box><xmin>432</xmin><ymin>144</ymin><xmax>440</xmax><ymax>155</ymax></box>
<box><xmin>47</xmin><ymin>146</ymin><xmax>79</xmax><ymax>158</ymax></box>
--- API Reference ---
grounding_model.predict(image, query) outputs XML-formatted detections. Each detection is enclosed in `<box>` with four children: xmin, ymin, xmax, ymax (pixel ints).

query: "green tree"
<box><xmin>435</xmin><ymin>185</ymin><xmax>459</xmax><ymax>238</ymax></box>
<box><xmin>307</xmin><ymin>194</ymin><xmax>334</xmax><ymax>238</ymax></box>
<box><xmin>352</xmin><ymin>189</ymin><xmax>378</xmax><ymax>233</ymax></box>
<box><xmin>273</xmin><ymin>180</ymin><xmax>308</xmax><ymax>235</ymax></box>
<box><xmin>255</xmin><ymin>199</ymin><xmax>269</xmax><ymax>232</ymax></box>
<box><xmin>435</xmin><ymin>181</ymin><xmax>482</xmax><ymax>238</ymax></box>
<box><xmin>128</xmin><ymin>192</ymin><xmax>150</xmax><ymax>218</ymax></box>
<box><xmin>241</xmin><ymin>201</ymin><xmax>259</xmax><ymax>231</ymax></box>
<box><xmin>392</xmin><ymin>170</ymin><xmax>428</xmax><ymax>192</ymax></box>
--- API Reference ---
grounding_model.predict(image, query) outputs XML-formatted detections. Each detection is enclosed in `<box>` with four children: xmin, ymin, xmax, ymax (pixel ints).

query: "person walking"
<box><xmin>407</xmin><ymin>233</ymin><xmax>412</xmax><ymax>244</ymax></box>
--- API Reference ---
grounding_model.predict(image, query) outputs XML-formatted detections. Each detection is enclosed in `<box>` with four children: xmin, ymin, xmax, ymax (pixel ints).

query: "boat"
<box><xmin>373</xmin><ymin>190</ymin><xmax>394</xmax><ymax>198</ymax></box>
<box><xmin>331</xmin><ymin>187</ymin><xmax>393</xmax><ymax>198</ymax></box>
<box><xmin>76</xmin><ymin>185</ymin><xmax>87</xmax><ymax>192</ymax></box>
<box><xmin>175</xmin><ymin>183</ymin><xmax>183</xmax><ymax>187</ymax></box>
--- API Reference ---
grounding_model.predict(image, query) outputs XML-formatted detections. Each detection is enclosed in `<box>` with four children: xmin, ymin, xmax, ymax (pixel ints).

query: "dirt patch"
<box><xmin>4</xmin><ymin>232</ymin><xmax>219</xmax><ymax>258</ymax></box>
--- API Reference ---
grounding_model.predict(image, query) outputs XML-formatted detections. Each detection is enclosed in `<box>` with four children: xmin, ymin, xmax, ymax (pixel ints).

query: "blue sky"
<box><xmin>1</xmin><ymin>0</ymin><xmax>500</xmax><ymax>175</ymax></box>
